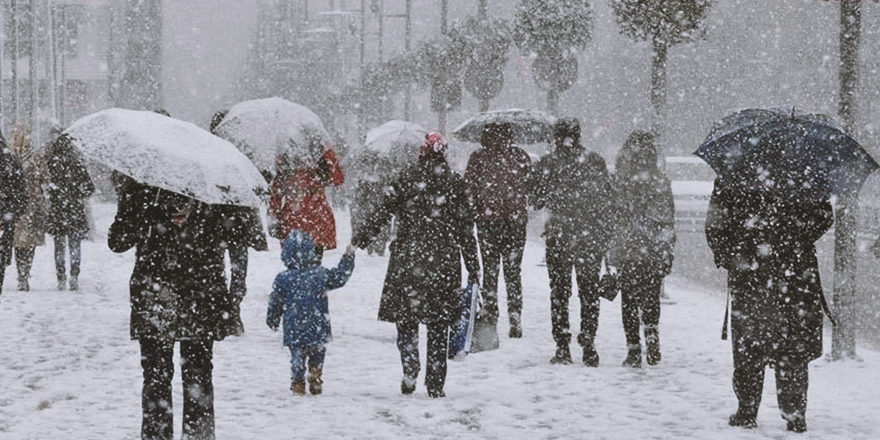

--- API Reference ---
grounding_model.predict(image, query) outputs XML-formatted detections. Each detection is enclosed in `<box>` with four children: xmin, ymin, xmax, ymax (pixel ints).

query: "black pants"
<box><xmin>732</xmin><ymin>355</ymin><xmax>809</xmax><ymax>420</ymax></box>
<box><xmin>618</xmin><ymin>260</ymin><xmax>663</xmax><ymax>347</ymax></box>
<box><xmin>14</xmin><ymin>246</ymin><xmax>35</xmax><ymax>284</ymax></box>
<box><xmin>477</xmin><ymin>219</ymin><xmax>527</xmax><ymax>323</ymax></box>
<box><xmin>139</xmin><ymin>338</ymin><xmax>215</xmax><ymax>440</ymax></box>
<box><xmin>396</xmin><ymin>319</ymin><xmax>448</xmax><ymax>394</ymax></box>
<box><xmin>545</xmin><ymin>236</ymin><xmax>601</xmax><ymax>347</ymax></box>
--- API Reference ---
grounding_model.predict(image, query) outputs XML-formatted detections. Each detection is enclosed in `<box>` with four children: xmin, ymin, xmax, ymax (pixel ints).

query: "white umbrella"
<box><xmin>452</xmin><ymin>108</ymin><xmax>557</xmax><ymax>145</ymax></box>
<box><xmin>363</xmin><ymin>120</ymin><xmax>426</xmax><ymax>156</ymax></box>
<box><xmin>64</xmin><ymin>108</ymin><xmax>267</xmax><ymax>208</ymax></box>
<box><xmin>213</xmin><ymin>97</ymin><xmax>331</xmax><ymax>172</ymax></box>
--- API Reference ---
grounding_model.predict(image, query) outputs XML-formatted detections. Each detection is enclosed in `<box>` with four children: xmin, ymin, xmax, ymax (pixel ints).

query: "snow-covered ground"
<box><xmin>1</xmin><ymin>203</ymin><xmax>878</xmax><ymax>440</ymax></box>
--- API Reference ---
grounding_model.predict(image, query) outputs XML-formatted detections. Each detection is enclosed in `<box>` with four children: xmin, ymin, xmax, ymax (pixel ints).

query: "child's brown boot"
<box><xmin>291</xmin><ymin>381</ymin><xmax>306</xmax><ymax>396</ymax></box>
<box><xmin>308</xmin><ymin>366</ymin><xmax>323</xmax><ymax>395</ymax></box>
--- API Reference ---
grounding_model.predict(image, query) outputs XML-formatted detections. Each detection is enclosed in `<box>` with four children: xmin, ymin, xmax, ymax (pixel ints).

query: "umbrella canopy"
<box><xmin>363</xmin><ymin>120</ymin><xmax>426</xmax><ymax>156</ymax></box>
<box><xmin>213</xmin><ymin>97</ymin><xmax>331</xmax><ymax>172</ymax></box>
<box><xmin>452</xmin><ymin>109</ymin><xmax>557</xmax><ymax>145</ymax></box>
<box><xmin>694</xmin><ymin>107</ymin><xmax>879</xmax><ymax>200</ymax></box>
<box><xmin>65</xmin><ymin>108</ymin><xmax>267</xmax><ymax>208</ymax></box>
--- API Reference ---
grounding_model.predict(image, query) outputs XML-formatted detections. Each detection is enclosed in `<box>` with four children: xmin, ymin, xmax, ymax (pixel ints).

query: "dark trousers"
<box><xmin>618</xmin><ymin>260</ymin><xmax>663</xmax><ymax>346</ymax></box>
<box><xmin>289</xmin><ymin>344</ymin><xmax>326</xmax><ymax>382</ymax></box>
<box><xmin>14</xmin><ymin>246</ymin><xmax>35</xmax><ymax>283</ymax></box>
<box><xmin>139</xmin><ymin>338</ymin><xmax>215</xmax><ymax>440</ymax></box>
<box><xmin>733</xmin><ymin>354</ymin><xmax>809</xmax><ymax>420</ymax></box>
<box><xmin>54</xmin><ymin>234</ymin><xmax>82</xmax><ymax>280</ymax></box>
<box><xmin>228</xmin><ymin>246</ymin><xmax>248</xmax><ymax>296</ymax></box>
<box><xmin>545</xmin><ymin>236</ymin><xmax>601</xmax><ymax>347</ymax></box>
<box><xmin>396</xmin><ymin>319</ymin><xmax>448</xmax><ymax>394</ymax></box>
<box><xmin>477</xmin><ymin>219</ymin><xmax>527</xmax><ymax>322</ymax></box>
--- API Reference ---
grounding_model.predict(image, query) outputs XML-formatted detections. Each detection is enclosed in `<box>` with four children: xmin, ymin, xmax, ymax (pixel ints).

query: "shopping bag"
<box><xmin>448</xmin><ymin>282</ymin><xmax>480</xmax><ymax>361</ymax></box>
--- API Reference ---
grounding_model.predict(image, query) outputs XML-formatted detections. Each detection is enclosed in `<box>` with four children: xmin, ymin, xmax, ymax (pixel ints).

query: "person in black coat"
<box><xmin>352</xmin><ymin>132</ymin><xmax>480</xmax><ymax>398</ymax></box>
<box><xmin>47</xmin><ymin>134</ymin><xmax>95</xmax><ymax>290</ymax></box>
<box><xmin>0</xmin><ymin>132</ymin><xmax>27</xmax><ymax>296</ymax></box>
<box><xmin>109</xmin><ymin>174</ymin><xmax>246</xmax><ymax>440</ymax></box>
<box><xmin>210</xmin><ymin>110</ymin><xmax>268</xmax><ymax>308</ymax></box>
<box><xmin>529</xmin><ymin>118</ymin><xmax>615</xmax><ymax>366</ymax></box>
<box><xmin>705</xmin><ymin>176</ymin><xmax>832</xmax><ymax>433</ymax></box>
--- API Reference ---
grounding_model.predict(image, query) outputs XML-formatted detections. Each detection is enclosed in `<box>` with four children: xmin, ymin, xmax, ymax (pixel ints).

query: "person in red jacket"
<box><xmin>464</xmin><ymin>122</ymin><xmax>531</xmax><ymax>338</ymax></box>
<box><xmin>269</xmin><ymin>130</ymin><xmax>344</xmax><ymax>262</ymax></box>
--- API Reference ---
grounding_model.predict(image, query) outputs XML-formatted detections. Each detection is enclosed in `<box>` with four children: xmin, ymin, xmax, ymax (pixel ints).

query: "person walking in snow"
<box><xmin>109</xmin><ymin>176</ymin><xmax>248</xmax><ymax>440</ymax></box>
<box><xmin>352</xmin><ymin>132</ymin><xmax>480</xmax><ymax>398</ymax></box>
<box><xmin>266</xmin><ymin>230</ymin><xmax>355</xmax><ymax>396</ymax></box>
<box><xmin>530</xmin><ymin>118</ymin><xmax>615</xmax><ymax>366</ymax></box>
<box><xmin>608</xmin><ymin>130</ymin><xmax>676</xmax><ymax>368</ymax></box>
<box><xmin>705</xmin><ymin>174</ymin><xmax>832</xmax><ymax>433</ymax></box>
<box><xmin>10</xmin><ymin>126</ymin><xmax>49</xmax><ymax>292</ymax></box>
<box><xmin>269</xmin><ymin>128</ymin><xmax>344</xmax><ymax>263</ymax></box>
<box><xmin>0</xmin><ymin>130</ymin><xmax>27</xmax><ymax>297</ymax></box>
<box><xmin>464</xmin><ymin>121</ymin><xmax>531</xmax><ymax>339</ymax></box>
<box><xmin>46</xmin><ymin>133</ymin><xmax>94</xmax><ymax>291</ymax></box>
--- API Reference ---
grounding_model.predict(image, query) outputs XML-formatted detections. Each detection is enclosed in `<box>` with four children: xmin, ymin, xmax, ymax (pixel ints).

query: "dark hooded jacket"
<box><xmin>530</xmin><ymin>141</ymin><xmax>615</xmax><ymax>256</ymax></box>
<box><xmin>0</xmin><ymin>140</ymin><xmax>26</xmax><ymax>267</ymax></box>
<box><xmin>352</xmin><ymin>155</ymin><xmax>480</xmax><ymax>325</ymax></box>
<box><xmin>47</xmin><ymin>135</ymin><xmax>94</xmax><ymax>237</ymax></box>
<box><xmin>464</xmin><ymin>139</ymin><xmax>531</xmax><ymax>222</ymax></box>
<box><xmin>108</xmin><ymin>181</ymin><xmax>243</xmax><ymax>341</ymax></box>
<box><xmin>266</xmin><ymin>230</ymin><xmax>355</xmax><ymax>347</ymax></box>
<box><xmin>705</xmin><ymin>179</ymin><xmax>833</xmax><ymax>364</ymax></box>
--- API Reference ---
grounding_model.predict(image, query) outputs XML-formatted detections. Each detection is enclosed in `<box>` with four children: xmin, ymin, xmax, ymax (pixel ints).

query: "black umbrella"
<box><xmin>694</xmin><ymin>107</ymin><xmax>879</xmax><ymax>200</ymax></box>
<box><xmin>451</xmin><ymin>108</ymin><xmax>557</xmax><ymax>145</ymax></box>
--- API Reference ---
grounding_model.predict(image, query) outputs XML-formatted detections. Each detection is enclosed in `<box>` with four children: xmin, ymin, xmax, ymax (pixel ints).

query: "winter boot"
<box><xmin>400</xmin><ymin>376</ymin><xmax>417</xmax><ymax>395</ymax></box>
<box><xmin>57</xmin><ymin>275</ymin><xmax>67</xmax><ymax>291</ymax></box>
<box><xmin>728</xmin><ymin>412</ymin><xmax>758</xmax><ymax>429</ymax></box>
<box><xmin>427</xmin><ymin>388</ymin><xmax>446</xmax><ymax>398</ymax></box>
<box><xmin>645</xmin><ymin>326</ymin><xmax>661</xmax><ymax>366</ymax></box>
<box><xmin>291</xmin><ymin>381</ymin><xmax>306</xmax><ymax>396</ymax></box>
<box><xmin>308</xmin><ymin>366</ymin><xmax>323</xmax><ymax>395</ymax></box>
<box><xmin>17</xmin><ymin>278</ymin><xmax>29</xmax><ymax>292</ymax></box>
<box><xmin>509</xmin><ymin>312</ymin><xmax>522</xmax><ymax>339</ymax></box>
<box><xmin>582</xmin><ymin>341</ymin><xmax>600</xmax><ymax>367</ymax></box>
<box><xmin>69</xmin><ymin>275</ymin><xmax>79</xmax><ymax>292</ymax></box>
<box><xmin>622</xmin><ymin>344</ymin><xmax>642</xmax><ymax>368</ymax></box>
<box><xmin>550</xmin><ymin>344</ymin><xmax>573</xmax><ymax>365</ymax></box>
<box><xmin>786</xmin><ymin>418</ymin><xmax>807</xmax><ymax>433</ymax></box>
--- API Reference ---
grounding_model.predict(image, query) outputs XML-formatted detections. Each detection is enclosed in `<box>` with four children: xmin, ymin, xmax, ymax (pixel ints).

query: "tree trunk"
<box><xmin>547</xmin><ymin>89</ymin><xmax>559</xmax><ymax>116</ymax></box>
<box><xmin>479</xmin><ymin>98</ymin><xmax>489</xmax><ymax>113</ymax></box>
<box><xmin>650</xmin><ymin>37</ymin><xmax>668</xmax><ymax>154</ymax></box>
<box><xmin>120</xmin><ymin>0</ymin><xmax>163</xmax><ymax>110</ymax></box>
<box><xmin>832</xmin><ymin>0</ymin><xmax>861</xmax><ymax>361</ymax></box>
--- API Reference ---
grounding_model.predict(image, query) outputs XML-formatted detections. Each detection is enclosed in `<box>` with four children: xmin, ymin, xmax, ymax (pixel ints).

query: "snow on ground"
<box><xmin>1</xmin><ymin>203</ymin><xmax>879</xmax><ymax>440</ymax></box>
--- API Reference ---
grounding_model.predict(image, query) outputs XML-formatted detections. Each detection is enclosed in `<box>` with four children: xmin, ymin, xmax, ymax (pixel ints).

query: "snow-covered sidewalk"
<box><xmin>1</xmin><ymin>204</ymin><xmax>878</xmax><ymax>440</ymax></box>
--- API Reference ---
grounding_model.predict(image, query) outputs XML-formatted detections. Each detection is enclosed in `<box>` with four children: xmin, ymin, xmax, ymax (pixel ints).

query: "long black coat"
<box><xmin>530</xmin><ymin>146</ymin><xmax>615</xmax><ymax>256</ymax></box>
<box><xmin>352</xmin><ymin>157</ymin><xmax>480</xmax><ymax>325</ymax></box>
<box><xmin>108</xmin><ymin>182</ymin><xmax>242</xmax><ymax>341</ymax></box>
<box><xmin>47</xmin><ymin>136</ymin><xmax>94</xmax><ymax>237</ymax></box>
<box><xmin>0</xmin><ymin>143</ymin><xmax>26</xmax><ymax>267</ymax></box>
<box><xmin>705</xmin><ymin>180</ymin><xmax>833</xmax><ymax>364</ymax></box>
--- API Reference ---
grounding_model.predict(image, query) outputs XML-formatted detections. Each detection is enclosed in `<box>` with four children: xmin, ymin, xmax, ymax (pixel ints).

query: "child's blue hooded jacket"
<box><xmin>266</xmin><ymin>230</ymin><xmax>355</xmax><ymax>347</ymax></box>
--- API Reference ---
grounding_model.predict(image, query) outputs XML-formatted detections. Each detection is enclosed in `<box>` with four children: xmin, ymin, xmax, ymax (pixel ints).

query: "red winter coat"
<box><xmin>269</xmin><ymin>150</ymin><xmax>344</xmax><ymax>249</ymax></box>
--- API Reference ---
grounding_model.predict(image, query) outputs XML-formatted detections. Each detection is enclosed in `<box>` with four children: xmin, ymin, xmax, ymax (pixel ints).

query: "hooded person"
<box><xmin>352</xmin><ymin>132</ymin><xmax>480</xmax><ymax>398</ymax></box>
<box><xmin>608</xmin><ymin>130</ymin><xmax>676</xmax><ymax>368</ymax></box>
<box><xmin>529</xmin><ymin>117</ymin><xmax>615</xmax><ymax>366</ymax></box>
<box><xmin>464</xmin><ymin>121</ymin><xmax>532</xmax><ymax>339</ymax></box>
<box><xmin>0</xmin><ymin>130</ymin><xmax>27</xmax><ymax>296</ymax></box>
<box><xmin>266</xmin><ymin>230</ymin><xmax>355</xmax><ymax>396</ymax></box>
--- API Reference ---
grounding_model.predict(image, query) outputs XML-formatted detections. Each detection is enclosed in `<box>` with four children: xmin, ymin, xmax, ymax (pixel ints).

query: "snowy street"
<box><xmin>1</xmin><ymin>204</ymin><xmax>878</xmax><ymax>440</ymax></box>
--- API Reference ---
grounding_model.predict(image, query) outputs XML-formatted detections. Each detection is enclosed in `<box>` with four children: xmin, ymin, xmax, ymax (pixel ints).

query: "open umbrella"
<box><xmin>694</xmin><ymin>107</ymin><xmax>879</xmax><ymax>200</ymax></box>
<box><xmin>452</xmin><ymin>108</ymin><xmax>557</xmax><ymax>145</ymax></box>
<box><xmin>364</xmin><ymin>120</ymin><xmax>426</xmax><ymax>157</ymax></box>
<box><xmin>213</xmin><ymin>97</ymin><xmax>331</xmax><ymax>172</ymax></box>
<box><xmin>64</xmin><ymin>108</ymin><xmax>267</xmax><ymax>208</ymax></box>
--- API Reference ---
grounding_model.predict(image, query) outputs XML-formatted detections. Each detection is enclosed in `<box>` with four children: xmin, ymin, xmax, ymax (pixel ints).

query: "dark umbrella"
<box><xmin>694</xmin><ymin>107</ymin><xmax>879</xmax><ymax>200</ymax></box>
<box><xmin>451</xmin><ymin>108</ymin><xmax>557</xmax><ymax>145</ymax></box>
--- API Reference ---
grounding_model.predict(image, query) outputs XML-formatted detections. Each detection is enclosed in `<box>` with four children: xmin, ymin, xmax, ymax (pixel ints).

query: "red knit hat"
<box><xmin>420</xmin><ymin>131</ymin><xmax>448</xmax><ymax>159</ymax></box>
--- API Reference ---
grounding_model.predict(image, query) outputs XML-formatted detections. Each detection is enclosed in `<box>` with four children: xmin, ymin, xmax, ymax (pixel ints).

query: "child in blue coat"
<box><xmin>267</xmin><ymin>230</ymin><xmax>355</xmax><ymax>396</ymax></box>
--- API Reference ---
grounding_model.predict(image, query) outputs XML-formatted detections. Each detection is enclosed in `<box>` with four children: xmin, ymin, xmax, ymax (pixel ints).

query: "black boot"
<box><xmin>582</xmin><ymin>341</ymin><xmax>599</xmax><ymax>367</ymax></box>
<box><xmin>550</xmin><ymin>344</ymin><xmax>572</xmax><ymax>365</ymax></box>
<box><xmin>509</xmin><ymin>312</ymin><xmax>522</xmax><ymax>339</ymax></box>
<box><xmin>400</xmin><ymin>376</ymin><xmax>416</xmax><ymax>395</ymax></box>
<box><xmin>622</xmin><ymin>344</ymin><xmax>642</xmax><ymax>368</ymax></box>
<box><xmin>728</xmin><ymin>411</ymin><xmax>758</xmax><ymax>429</ymax></box>
<box><xmin>645</xmin><ymin>326</ymin><xmax>660</xmax><ymax>366</ymax></box>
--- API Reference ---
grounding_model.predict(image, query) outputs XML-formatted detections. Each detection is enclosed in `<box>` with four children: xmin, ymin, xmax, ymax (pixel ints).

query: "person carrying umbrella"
<box><xmin>0</xmin><ymin>129</ymin><xmax>27</xmax><ymax>297</ymax></box>
<box><xmin>269</xmin><ymin>128</ymin><xmax>344</xmax><ymax>262</ymax></box>
<box><xmin>352</xmin><ymin>132</ymin><xmax>480</xmax><ymax>398</ymax></box>
<box><xmin>464</xmin><ymin>121</ymin><xmax>531</xmax><ymax>339</ymax></box>
<box><xmin>529</xmin><ymin>118</ymin><xmax>615</xmax><ymax>366</ymax></box>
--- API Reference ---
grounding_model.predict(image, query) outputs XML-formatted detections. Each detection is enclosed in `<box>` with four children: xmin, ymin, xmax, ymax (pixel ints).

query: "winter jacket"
<box><xmin>266</xmin><ymin>230</ymin><xmax>355</xmax><ymax>348</ymax></box>
<box><xmin>108</xmin><ymin>182</ymin><xmax>243</xmax><ymax>341</ymax></box>
<box><xmin>46</xmin><ymin>135</ymin><xmax>94</xmax><ymax>237</ymax></box>
<box><xmin>352</xmin><ymin>156</ymin><xmax>480</xmax><ymax>325</ymax></box>
<box><xmin>269</xmin><ymin>149</ymin><xmax>344</xmax><ymax>249</ymax></box>
<box><xmin>464</xmin><ymin>143</ymin><xmax>531</xmax><ymax>222</ymax></box>
<box><xmin>607</xmin><ymin>172</ymin><xmax>676</xmax><ymax>275</ymax></box>
<box><xmin>530</xmin><ymin>145</ymin><xmax>615</xmax><ymax>256</ymax></box>
<box><xmin>13</xmin><ymin>143</ymin><xmax>48</xmax><ymax>249</ymax></box>
<box><xmin>0</xmin><ymin>142</ymin><xmax>26</xmax><ymax>267</ymax></box>
<box><xmin>705</xmin><ymin>179</ymin><xmax>833</xmax><ymax>364</ymax></box>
